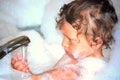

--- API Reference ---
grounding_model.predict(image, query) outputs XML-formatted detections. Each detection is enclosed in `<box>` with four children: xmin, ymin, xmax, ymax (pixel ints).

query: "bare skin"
<box><xmin>11</xmin><ymin>21</ymin><xmax>103</xmax><ymax>80</ymax></box>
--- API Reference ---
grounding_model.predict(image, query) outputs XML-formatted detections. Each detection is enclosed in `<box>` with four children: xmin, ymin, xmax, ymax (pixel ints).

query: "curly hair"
<box><xmin>56</xmin><ymin>0</ymin><xmax>118</xmax><ymax>48</ymax></box>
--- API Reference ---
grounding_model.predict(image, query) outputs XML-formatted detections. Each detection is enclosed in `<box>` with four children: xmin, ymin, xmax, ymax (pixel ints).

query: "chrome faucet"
<box><xmin>0</xmin><ymin>36</ymin><xmax>30</xmax><ymax>59</ymax></box>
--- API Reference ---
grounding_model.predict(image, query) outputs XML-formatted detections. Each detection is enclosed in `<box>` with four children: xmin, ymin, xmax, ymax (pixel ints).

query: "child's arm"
<box><xmin>31</xmin><ymin>64</ymin><xmax>78</xmax><ymax>80</ymax></box>
<box><xmin>11</xmin><ymin>52</ymin><xmax>77</xmax><ymax>73</ymax></box>
<box><xmin>11</xmin><ymin>52</ymin><xmax>79</xmax><ymax>80</ymax></box>
<box><xmin>31</xmin><ymin>55</ymin><xmax>78</xmax><ymax>80</ymax></box>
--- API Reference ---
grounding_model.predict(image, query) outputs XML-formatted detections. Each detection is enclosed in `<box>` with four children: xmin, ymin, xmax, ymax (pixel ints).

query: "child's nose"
<box><xmin>62</xmin><ymin>38</ymin><xmax>69</xmax><ymax>48</ymax></box>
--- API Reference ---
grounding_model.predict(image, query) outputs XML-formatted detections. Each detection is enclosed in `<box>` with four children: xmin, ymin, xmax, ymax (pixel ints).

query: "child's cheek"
<box><xmin>72</xmin><ymin>49</ymin><xmax>87</xmax><ymax>60</ymax></box>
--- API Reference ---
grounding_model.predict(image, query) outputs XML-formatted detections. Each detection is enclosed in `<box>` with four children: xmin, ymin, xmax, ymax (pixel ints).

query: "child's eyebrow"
<box><xmin>62</xmin><ymin>32</ymin><xmax>70</xmax><ymax>38</ymax></box>
<box><xmin>63</xmin><ymin>33</ymin><xmax>70</xmax><ymax>38</ymax></box>
<box><xmin>64</xmin><ymin>33</ymin><xmax>77</xmax><ymax>40</ymax></box>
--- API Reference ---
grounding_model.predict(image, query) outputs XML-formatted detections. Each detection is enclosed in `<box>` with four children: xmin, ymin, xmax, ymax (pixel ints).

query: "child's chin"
<box><xmin>72</xmin><ymin>52</ymin><xmax>81</xmax><ymax>59</ymax></box>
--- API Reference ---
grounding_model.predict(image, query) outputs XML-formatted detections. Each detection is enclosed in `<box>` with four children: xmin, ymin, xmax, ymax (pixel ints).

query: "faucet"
<box><xmin>0</xmin><ymin>36</ymin><xmax>30</xmax><ymax>59</ymax></box>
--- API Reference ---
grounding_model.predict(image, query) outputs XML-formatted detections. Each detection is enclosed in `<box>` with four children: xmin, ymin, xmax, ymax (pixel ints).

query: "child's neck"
<box><xmin>90</xmin><ymin>49</ymin><xmax>103</xmax><ymax>58</ymax></box>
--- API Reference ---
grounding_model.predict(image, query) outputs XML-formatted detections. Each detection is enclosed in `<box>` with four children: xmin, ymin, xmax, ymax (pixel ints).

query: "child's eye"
<box><xmin>69</xmin><ymin>38</ymin><xmax>73</xmax><ymax>41</ymax></box>
<box><xmin>68</xmin><ymin>38</ymin><xmax>76</xmax><ymax>42</ymax></box>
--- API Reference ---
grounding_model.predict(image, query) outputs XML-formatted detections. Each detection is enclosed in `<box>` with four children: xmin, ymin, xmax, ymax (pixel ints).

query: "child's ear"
<box><xmin>91</xmin><ymin>37</ymin><xmax>103</xmax><ymax>49</ymax></box>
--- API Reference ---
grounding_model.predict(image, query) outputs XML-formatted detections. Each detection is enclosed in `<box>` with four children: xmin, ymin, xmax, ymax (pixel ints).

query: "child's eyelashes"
<box><xmin>68</xmin><ymin>38</ymin><xmax>77</xmax><ymax>42</ymax></box>
<box><xmin>68</xmin><ymin>38</ymin><xmax>74</xmax><ymax>41</ymax></box>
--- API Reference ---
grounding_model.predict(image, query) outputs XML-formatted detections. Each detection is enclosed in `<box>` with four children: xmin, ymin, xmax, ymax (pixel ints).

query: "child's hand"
<box><xmin>11</xmin><ymin>52</ymin><xmax>30</xmax><ymax>73</ymax></box>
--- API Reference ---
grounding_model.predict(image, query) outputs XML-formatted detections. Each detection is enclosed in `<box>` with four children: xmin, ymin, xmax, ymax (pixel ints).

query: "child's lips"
<box><xmin>65</xmin><ymin>51</ymin><xmax>70</xmax><ymax>54</ymax></box>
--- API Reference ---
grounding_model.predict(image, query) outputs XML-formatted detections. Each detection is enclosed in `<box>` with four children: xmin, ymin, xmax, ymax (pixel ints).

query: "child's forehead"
<box><xmin>61</xmin><ymin>22</ymin><xmax>77</xmax><ymax>31</ymax></box>
<box><xmin>61</xmin><ymin>22</ymin><xmax>77</xmax><ymax>35</ymax></box>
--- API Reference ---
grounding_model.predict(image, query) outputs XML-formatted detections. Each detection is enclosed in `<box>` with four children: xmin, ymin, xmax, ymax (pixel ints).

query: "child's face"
<box><xmin>61</xmin><ymin>21</ymin><xmax>95</xmax><ymax>60</ymax></box>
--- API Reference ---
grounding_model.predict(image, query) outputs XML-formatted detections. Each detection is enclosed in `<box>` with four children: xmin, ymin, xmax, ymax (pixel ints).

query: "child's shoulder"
<box><xmin>77</xmin><ymin>57</ymin><xmax>106</xmax><ymax>72</ymax></box>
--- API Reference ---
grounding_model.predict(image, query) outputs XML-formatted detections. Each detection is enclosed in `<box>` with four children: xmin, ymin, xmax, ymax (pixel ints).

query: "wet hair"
<box><xmin>56</xmin><ymin>0</ymin><xmax>118</xmax><ymax>48</ymax></box>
